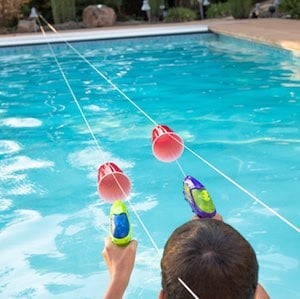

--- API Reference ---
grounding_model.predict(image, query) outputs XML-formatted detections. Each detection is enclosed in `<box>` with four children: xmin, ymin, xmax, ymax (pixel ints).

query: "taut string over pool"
<box><xmin>39</xmin><ymin>16</ymin><xmax>300</xmax><ymax>233</ymax></box>
<box><xmin>38</xmin><ymin>15</ymin><xmax>300</xmax><ymax>234</ymax></box>
<box><xmin>0</xmin><ymin>21</ymin><xmax>299</xmax><ymax>299</ymax></box>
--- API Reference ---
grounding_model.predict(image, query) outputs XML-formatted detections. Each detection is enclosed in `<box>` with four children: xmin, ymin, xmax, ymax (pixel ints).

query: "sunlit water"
<box><xmin>0</xmin><ymin>33</ymin><xmax>299</xmax><ymax>299</ymax></box>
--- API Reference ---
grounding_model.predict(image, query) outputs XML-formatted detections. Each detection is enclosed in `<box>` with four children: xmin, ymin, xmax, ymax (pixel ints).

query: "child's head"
<box><xmin>161</xmin><ymin>219</ymin><xmax>258</xmax><ymax>299</ymax></box>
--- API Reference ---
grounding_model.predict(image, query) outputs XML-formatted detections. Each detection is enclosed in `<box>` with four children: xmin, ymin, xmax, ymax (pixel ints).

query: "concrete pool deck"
<box><xmin>207</xmin><ymin>18</ymin><xmax>300</xmax><ymax>53</ymax></box>
<box><xmin>0</xmin><ymin>18</ymin><xmax>299</xmax><ymax>54</ymax></box>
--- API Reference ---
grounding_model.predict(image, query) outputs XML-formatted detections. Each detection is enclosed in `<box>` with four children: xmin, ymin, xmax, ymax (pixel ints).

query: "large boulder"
<box><xmin>17</xmin><ymin>19</ymin><xmax>37</xmax><ymax>33</ymax></box>
<box><xmin>82</xmin><ymin>5</ymin><xmax>116</xmax><ymax>27</ymax></box>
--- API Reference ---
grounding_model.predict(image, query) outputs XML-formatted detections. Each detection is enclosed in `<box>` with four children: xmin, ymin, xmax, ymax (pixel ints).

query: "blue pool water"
<box><xmin>0</xmin><ymin>33</ymin><xmax>299</xmax><ymax>298</ymax></box>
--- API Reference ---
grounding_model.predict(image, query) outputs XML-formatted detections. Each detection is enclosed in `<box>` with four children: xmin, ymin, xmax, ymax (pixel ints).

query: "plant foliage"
<box><xmin>50</xmin><ymin>0</ymin><xmax>75</xmax><ymax>24</ymax></box>
<box><xmin>229</xmin><ymin>0</ymin><xmax>252</xmax><ymax>19</ymax></box>
<box><xmin>279</xmin><ymin>0</ymin><xmax>300</xmax><ymax>19</ymax></box>
<box><xmin>206</xmin><ymin>2</ymin><xmax>231</xmax><ymax>18</ymax></box>
<box><xmin>166</xmin><ymin>6</ymin><xmax>197</xmax><ymax>22</ymax></box>
<box><xmin>0</xmin><ymin>0</ymin><xmax>24</xmax><ymax>26</ymax></box>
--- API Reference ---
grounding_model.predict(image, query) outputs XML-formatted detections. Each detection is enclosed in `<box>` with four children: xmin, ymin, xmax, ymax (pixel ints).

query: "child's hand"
<box><xmin>212</xmin><ymin>213</ymin><xmax>223</xmax><ymax>221</ymax></box>
<box><xmin>102</xmin><ymin>238</ymin><xmax>138</xmax><ymax>299</ymax></box>
<box><xmin>192</xmin><ymin>213</ymin><xmax>223</xmax><ymax>221</ymax></box>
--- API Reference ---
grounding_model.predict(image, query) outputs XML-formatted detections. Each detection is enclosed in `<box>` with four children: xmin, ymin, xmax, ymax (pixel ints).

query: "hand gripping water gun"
<box><xmin>183</xmin><ymin>175</ymin><xmax>216</xmax><ymax>218</ymax></box>
<box><xmin>110</xmin><ymin>200</ymin><xmax>132</xmax><ymax>246</ymax></box>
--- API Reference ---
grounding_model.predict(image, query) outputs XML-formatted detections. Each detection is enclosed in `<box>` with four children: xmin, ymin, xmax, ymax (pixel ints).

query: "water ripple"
<box><xmin>0</xmin><ymin>140</ymin><xmax>21</xmax><ymax>155</ymax></box>
<box><xmin>83</xmin><ymin>104</ymin><xmax>107</xmax><ymax>112</ymax></box>
<box><xmin>0</xmin><ymin>117</ymin><xmax>42</xmax><ymax>128</ymax></box>
<box><xmin>260</xmin><ymin>253</ymin><xmax>299</xmax><ymax>272</ymax></box>
<box><xmin>0</xmin><ymin>156</ymin><xmax>54</xmax><ymax>175</ymax></box>
<box><xmin>130</xmin><ymin>195</ymin><xmax>158</xmax><ymax>212</ymax></box>
<box><xmin>67</xmin><ymin>146</ymin><xmax>134</xmax><ymax>181</ymax></box>
<box><xmin>0</xmin><ymin>199</ymin><xmax>13</xmax><ymax>211</ymax></box>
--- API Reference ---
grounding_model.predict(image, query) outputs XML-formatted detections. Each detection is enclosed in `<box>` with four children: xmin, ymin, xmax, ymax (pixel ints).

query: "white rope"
<box><xmin>39</xmin><ymin>14</ymin><xmax>158</xmax><ymax>127</ymax></box>
<box><xmin>37</xmin><ymin>16</ymin><xmax>300</xmax><ymax>235</ymax></box>
<box><xmin>183</xmin><ymin>144</ymin><xmax>300</xmax><ymax>234</ymax></box>
<box><xmin>37</xmin><ymin>18</ymin><xmax>162</xmax><ymax>256</ymax></box>
<box><xmin>178</xmin><ymin>278</ymin><xmax>200</xmax><ymax>299</ymax></box>
<box><xmin>176</xmin><ymin>160</ymin><xmax>186</xmax><ymax>177</ymax></box>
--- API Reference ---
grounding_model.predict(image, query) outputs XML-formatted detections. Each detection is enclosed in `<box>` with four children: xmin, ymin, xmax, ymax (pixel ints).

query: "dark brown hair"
<box><xmin>161</xmin><ymin>219</ymin><xmax>258</xmax><ymax>299</ymax></box>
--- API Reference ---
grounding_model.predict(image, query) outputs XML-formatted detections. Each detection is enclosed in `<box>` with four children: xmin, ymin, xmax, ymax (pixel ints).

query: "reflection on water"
<box><xmin>0</xmin><ymin>117</ymin><xmax>42</xmax><ymax>128</ymax></box>
<box><xmin>0</xmin><ymin>140</ymin><xmax>21</xmax><ymax>155</ymax></box>
<box><xmin>280</xmin><ymin>59</ymin><xmax>300</xmax><ymax>85</ymax></box>
<box><xmin>0</xmin><ymin>156</ymin><xmax>54</xmax><ymax>174</ymax></box>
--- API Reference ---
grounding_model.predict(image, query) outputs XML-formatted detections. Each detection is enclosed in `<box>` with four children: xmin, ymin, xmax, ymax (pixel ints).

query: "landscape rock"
<box><xmin>82</xmin><ymin>5</ymin><xmax>116</xmax><ymax>27</ymax></box>
<box><xmin>17</xmin><ymin>19</ymin><xmax>37</xmax><ymax>33</ymax></box>
<box><xmin>0</xmin><ymin>27</ymin><xmax>8</xmax><ymax>34</ymax></box>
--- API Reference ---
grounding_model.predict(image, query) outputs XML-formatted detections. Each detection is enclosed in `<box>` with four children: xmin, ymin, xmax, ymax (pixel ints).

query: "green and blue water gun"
<box><xmin>110</xmin><ymin>200</ymin><xmax>132</xmax><ymax>245</ymax></box>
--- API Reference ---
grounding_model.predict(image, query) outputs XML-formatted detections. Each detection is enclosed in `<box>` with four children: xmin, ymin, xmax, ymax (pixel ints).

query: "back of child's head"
<box><xmin>161</xmin><ymin>219</ymin><xmax>258</xmax><ymax>299</ymax></box>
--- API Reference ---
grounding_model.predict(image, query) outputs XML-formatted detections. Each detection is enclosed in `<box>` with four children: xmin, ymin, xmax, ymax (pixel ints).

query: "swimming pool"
<box><xmin>0</xmin><ymin>33</ymin><xmax>299</xmax><ymax>298</ymax></box>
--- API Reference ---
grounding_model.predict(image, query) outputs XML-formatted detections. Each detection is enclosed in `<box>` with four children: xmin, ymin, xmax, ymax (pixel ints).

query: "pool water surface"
<box><xmin>0</xmin><ymin>33</ymin><xmax>299</xmax><ymax>298</ymax></box>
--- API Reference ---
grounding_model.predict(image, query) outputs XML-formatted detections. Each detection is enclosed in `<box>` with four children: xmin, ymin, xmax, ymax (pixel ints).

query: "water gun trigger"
<box><xmin>183</xmin><ymin>175</ymin><xmax>217</xmax><ymax>219</ymax></box>
<box><xmin>110</xmin><ymin>200</ymin><xmax>132</xmax><ymax>246</ymax></box>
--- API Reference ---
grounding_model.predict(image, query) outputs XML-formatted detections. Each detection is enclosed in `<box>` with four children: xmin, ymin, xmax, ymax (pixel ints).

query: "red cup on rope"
<box><xmin>152</xmin><ymin>125</ymin><xmax>184</xmax><ymax>162</ymax></box>
<box><xmin>98</xmin><ymin>162</ymin><xmax>131</xmax><ymax>203</ymax></box>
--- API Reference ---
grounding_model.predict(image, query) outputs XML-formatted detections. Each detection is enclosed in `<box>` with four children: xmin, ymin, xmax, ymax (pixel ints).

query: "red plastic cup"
<box><xmin>98</xmin><ymin>162</ymin><xmax>131</xmax><ymax>203</ymax></box>
<box><xmin>152</xmin><ymin>125</ymin><xmax>184</xmax><ymax>162</ymax></box>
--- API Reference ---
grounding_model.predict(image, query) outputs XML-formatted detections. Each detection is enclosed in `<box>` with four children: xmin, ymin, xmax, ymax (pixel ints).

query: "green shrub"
<box><xmin>175</xmin><ymin>0</ymin><xmax>198</xmax><ymax>10</ymax></box>
<box><xmin>279</xmin><ymin>0</ymin><xmax>300</xmax><ymax>19</ymax></box>
<box><xmin>21</xmin><ymin>0</ymin><xmax>53</xmax><ymax>23</ymax></box>
<box><xmin>229</xmin><ymin>0</ymin><xmax>252</xmax><ymax>19</ymax></box>
<box><xmin>122</xmin><ymin>0</ymin><xmax>142</xmax><ymax>16</ymax></box>
<box><xmin>166</xmin><ymin>7</ymin><xmax>197</xmax><ymax>22</ymax></box>
<box><xmin>0</xmin><ymin>0</ymin><xmax>23</xmax><ymax>27</ymax></box>
<box><xmin>206</xmin><ymin>2</ymin><xmax>231</xmax><ymax>18</ymax></box>
<box><xmin>51</xmin><ymin>0</ymin><xmax>76</xmax><ymax>24</ymax></box>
